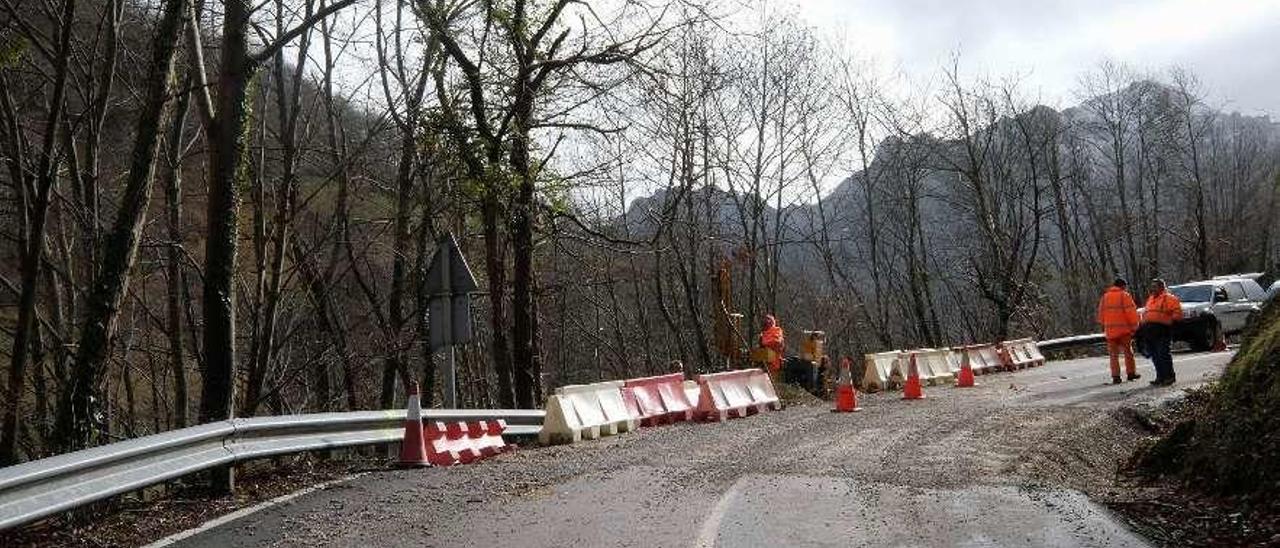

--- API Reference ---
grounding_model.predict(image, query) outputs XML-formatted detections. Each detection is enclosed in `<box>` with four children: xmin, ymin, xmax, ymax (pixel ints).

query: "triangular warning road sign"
<box><xmin>425</xmin><ymin>232</ymin><xmax>479</xmax><ymax>296</ymax></box>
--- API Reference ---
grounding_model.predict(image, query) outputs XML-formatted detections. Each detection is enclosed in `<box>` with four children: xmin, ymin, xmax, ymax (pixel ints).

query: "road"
<box><xmin>167</xmin><ymin>350</ymin><xmax>1233</xmax><ymax>548</ymax></box>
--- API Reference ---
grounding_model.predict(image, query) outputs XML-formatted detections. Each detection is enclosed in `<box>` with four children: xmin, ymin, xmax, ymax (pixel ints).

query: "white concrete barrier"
<box><xmin>539</xmin><ymin>381</ymin><xmax>638</xmax><ymax>445</ymax></box>
<box><xmin>695</xmin><ymin>369</ymin><xmax>781</xmax><ymax>421</ymax></box>
<box><xmin>956</xmin><ymin>344</ymin><xmax>999</xmax><ymax>374</ymax></box>
<box><xmin>945</xmin><ymin>349</ymin><xmax>964</xmax><ymax>374</ymax></box>
<box><xmin>744</xmin><ymin>370</ymin><xmax>783</xmax><ymax>411</ymax></box>
<box><xmin>1022</xmin><ymin>339</ymin><xmax>1047</xmax><ymax>365</ymax></box>
<box><xmin>978</xmin><ymin>345</ymin><xmax>1006</xmax><ymax>371</ymax></box>
<box><xmin>562</xmin><ymin>381</ymin><xmax>638</xmax><ymax>435</ymax></box>
<box><xmin>910</xmin><ymin>349</ymin><xmax>954</xmax><ymax>385</ymax></box>
<box><xmin>539</xmin><ymin>394</ymin><xmax>597</xmax><ymax>445</ymax></box>
<box><xmin>862</xmin><ymin>351</ymin><xmax>903</xmax><ymax>392</ymax></box>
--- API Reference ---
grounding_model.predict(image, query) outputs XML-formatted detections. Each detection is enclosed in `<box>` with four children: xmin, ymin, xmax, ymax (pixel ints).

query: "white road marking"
<box><xmin>693</xmin><ymin>476</ymin><xmax>746</xmax><ymax>548</ymax></box>
<box><xmin>142</xmin><ymin>473</ymin><xmax>365</xmax><ymax>548</ymax></box>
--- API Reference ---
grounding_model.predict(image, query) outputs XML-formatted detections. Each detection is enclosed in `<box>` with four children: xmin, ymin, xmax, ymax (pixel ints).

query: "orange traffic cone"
<box><xmin>832</xmin><ymin>357</ymin><xmax>862</xmax><ymax>412</ymax></box>
<box><xmin>398</xmin><ymin>381</ymin><xmax>430</xmax><ymax>467</ymax></box>
<box><xmin>902</xmin><ymin>354</ymin><xmax>925</xmax><ymax>400</ymax></box>
<box><xmin>955</xmin><ymin>351</ymin><xmax>976</xmax><ymax>388</ymax></box>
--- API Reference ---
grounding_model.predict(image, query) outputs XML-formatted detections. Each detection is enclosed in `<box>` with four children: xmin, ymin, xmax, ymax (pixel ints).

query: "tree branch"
<box><xmin>250</xmin><ymin>0</ymin><xmax>358</xmax><ymax>66</ymax></box>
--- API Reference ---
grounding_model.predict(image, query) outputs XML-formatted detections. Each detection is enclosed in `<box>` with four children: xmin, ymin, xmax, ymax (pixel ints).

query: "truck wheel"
<box><xmin>1189</xmin><ymin>321</ymin><xmax>1218</xmax><ymax>352</ymax></box>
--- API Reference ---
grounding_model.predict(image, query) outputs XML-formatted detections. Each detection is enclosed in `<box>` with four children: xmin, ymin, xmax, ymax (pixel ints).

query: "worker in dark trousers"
<box><xmin>1142</xmin><ymin>278</ymin><xmax>1183</xmax><ymax>386</ymax></box>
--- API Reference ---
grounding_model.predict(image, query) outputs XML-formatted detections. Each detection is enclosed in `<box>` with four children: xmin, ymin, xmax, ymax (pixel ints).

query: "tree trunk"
<box><xmin>2</xmin><ymin>0</ymin><xmax>77</xmax><ymax>464</ymax></box>
<box><xmin>163</xmin><ymin>81</ymin><xmax>192</xmax><ymax>428</ymax></box>
<box><xmin>483</xmin><ymin>198</ymin><xmax>515</xmax><ymax>408</ymax></box>
<box><xmin>64</xmin><ymin>0</ymin><xmax>189</xmax><ymax>449</ymax></box>
<box><xmin>244</xmin><ymin>24</ymin><xmax>310</xmax><ymax>417</ymax></box>
<box><xmin>382</xmin><ymin>118</ymin><xmax>418</xmax><ymax>410</ymax></box>
<box><xmin>509</xmin><ymin>83</ymin><xmax>538</xmax><ymax>408</ymax></box>
<box><xmin>200</xmin><ymin>0</ymin><xmax>254</xmax><ymax>494</ymax></box>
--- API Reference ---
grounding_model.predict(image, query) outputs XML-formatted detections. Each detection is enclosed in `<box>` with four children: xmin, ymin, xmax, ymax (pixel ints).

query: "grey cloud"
<box><xmin>816</xmin><ymin>0</ymin><xmax>1280</xmax><ymax>114</ymax></box>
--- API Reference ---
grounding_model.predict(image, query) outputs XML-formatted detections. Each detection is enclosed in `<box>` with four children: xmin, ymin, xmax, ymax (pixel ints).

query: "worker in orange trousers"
<box><xmin>1097</xmin><ymin>278</ymin><xmax>1140</xmax><ymax>385</ymax></box>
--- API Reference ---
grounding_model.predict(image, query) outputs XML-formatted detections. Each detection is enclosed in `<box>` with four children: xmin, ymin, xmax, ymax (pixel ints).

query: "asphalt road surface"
<box><xmin>167</xmin><ymin>350</ymin><xmax>1233</xmax><ymax>548</ymax></box>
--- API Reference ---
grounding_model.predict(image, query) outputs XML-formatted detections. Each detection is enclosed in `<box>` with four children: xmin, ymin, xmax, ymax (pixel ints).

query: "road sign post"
<box><xmin>425</xmin><ymin>232</ymin><xmax>479</xmax><ymax>408</ymax></box>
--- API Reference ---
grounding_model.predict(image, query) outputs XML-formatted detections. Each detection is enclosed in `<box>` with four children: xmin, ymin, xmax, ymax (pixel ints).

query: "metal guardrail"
<box><xmin>1038</xmin><ymin>333</ymin><xmax>1106</xmax><ymax>352</ymax></box>
<box><xmin>0</xmin><ymin>409</ymin><xmax>544</xmax><ymax>531</ymax></box>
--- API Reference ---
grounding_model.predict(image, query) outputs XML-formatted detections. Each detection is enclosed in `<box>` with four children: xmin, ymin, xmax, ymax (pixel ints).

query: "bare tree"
<box><xmin>1</xmin><ymin>0</ymin><xmax>79</xmax><ymax>465</ymax></box>
<box><xmin>189</xmin><ymin>0</ymin><xmax>357</xmax><ymax>491</ymax></box>
<box><xmin>418</xmin><ymin>0</ymin><xmax>674</xmax><ymax>407</ymax></box>
<box><xmin>60</xmin><ymin>0</ymin><xmax>191</xmax><ymax>450</ymax></box>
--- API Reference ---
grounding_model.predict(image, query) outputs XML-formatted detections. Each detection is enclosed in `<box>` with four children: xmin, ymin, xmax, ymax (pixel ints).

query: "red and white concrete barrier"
<box><xmin>623</xmin><ymin>373</ymin><xmax>696</xmax><ymax>425</ymax></box>
<box><xmin>998</xmin><ymin>339</ymin><xmax>1041</xmax><ymax>369</ymax></box>
<box><xmin>424</xmin><ymin>420</ymin><xmax>513</xmax><ymax>466</ymax></box>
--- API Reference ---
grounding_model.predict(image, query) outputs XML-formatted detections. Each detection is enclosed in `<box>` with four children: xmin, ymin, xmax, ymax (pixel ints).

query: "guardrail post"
<box><xmin>211</xmin><ymin>421</ymin><xmax>237</xmax><ymax>494</ymax></box>
<box><xmin>209</xmin><ymin>465</ymin><xmax>234</xmax><ymax>495</ymax></box>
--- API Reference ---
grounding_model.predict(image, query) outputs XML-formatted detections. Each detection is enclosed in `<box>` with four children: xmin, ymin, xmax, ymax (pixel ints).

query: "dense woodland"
<box><xmin>1</xmin><ymin>0</ymin><xmax>1277</xmax><ymax>466</ymax></box>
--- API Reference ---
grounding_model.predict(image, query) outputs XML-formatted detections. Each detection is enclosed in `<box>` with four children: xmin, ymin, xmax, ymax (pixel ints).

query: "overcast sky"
<box><xmin>794</xmin><ymin>0</ymin><xmax>1280</xmax><ymax>116</ymax></box>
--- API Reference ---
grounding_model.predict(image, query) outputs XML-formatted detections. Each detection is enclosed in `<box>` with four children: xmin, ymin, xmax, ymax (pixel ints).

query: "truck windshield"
<box><xmin>1170</xmin><ymin>285</ymin><xmax>1212</xmax><ymax>303</ymax></box>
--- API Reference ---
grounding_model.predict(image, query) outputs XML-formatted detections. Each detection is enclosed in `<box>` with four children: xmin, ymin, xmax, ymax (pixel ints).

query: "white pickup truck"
<box><xmin>1165</xmin><ymin>274</ymin><xmax>1268</xmax><ymax>351</ymax></box>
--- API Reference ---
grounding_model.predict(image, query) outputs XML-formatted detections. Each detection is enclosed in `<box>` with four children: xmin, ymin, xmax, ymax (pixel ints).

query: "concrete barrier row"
<box><xmin>860</xmin><ymin>339</ymin><xmax>1048</xmax><ymax>392</ymax></box>
<box><xmin>541</xmin><ymin>369</ymin><xmax>782</xmax><ymax>445</ymax></box>
<box><xmin>542</xmin><ymin>338</ymin><xmax>1048</xmax><ymax>443</ymax></box>
<box><xmin>861</xmin><ymin>350</ymin><xmax>947</xmax><ymax>390</ymax></box>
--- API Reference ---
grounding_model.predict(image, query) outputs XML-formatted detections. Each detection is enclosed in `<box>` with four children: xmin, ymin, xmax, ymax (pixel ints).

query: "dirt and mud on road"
<box><xmin>1104</xmin><ymin>385</ymin><xmax>1280</xmax><ymax>547</ymax></box>
<box><xmin>116</xmin><ymin>350</ymin><xmax>1224</xmax><ymax>548</ymax></box>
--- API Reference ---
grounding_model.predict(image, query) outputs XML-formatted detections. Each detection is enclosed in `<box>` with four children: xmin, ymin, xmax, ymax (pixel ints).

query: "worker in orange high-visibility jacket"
<box><xmin>759</xmin><ymin>315</ymin><xmax>785</xmax><ymax>376</ymax></box>
<box><xmin>1097</xmin><ymin>278</ymin><xmax>1141</xmax><ymax>385</ymax></box>
<box><xmin>1142</xmin><ymin>278</ymin><xmax>1183</xmax><ymax>387</ymax></box>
